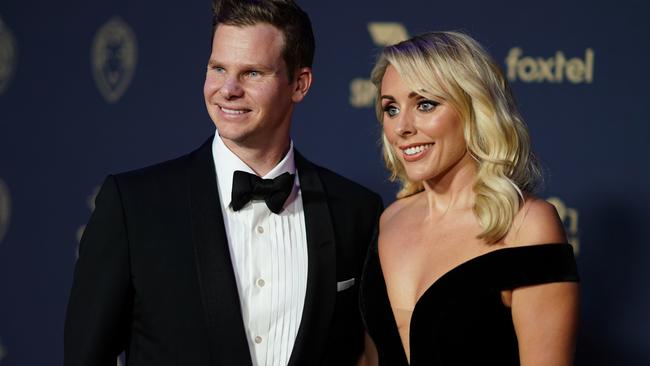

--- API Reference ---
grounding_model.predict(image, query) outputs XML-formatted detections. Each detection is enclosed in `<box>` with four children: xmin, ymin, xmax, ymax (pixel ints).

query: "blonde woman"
<box><xmin>359</xmin><ymin>32</ymin><xmax>579</xmax><ymax>365</ymax></box>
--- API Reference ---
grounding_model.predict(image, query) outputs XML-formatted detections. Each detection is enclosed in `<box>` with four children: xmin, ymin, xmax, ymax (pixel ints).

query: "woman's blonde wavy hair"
<box><xmin>371</xmin><ymin>31</ymin><xmax>541</xmax><ymax>243</ymax></box>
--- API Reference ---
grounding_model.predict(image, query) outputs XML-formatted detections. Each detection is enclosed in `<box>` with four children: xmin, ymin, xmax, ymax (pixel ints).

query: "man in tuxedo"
<box><xmin>64</xmin><ymin>0</ymin><xmax>382</xmax><ymax>365</ymax></box>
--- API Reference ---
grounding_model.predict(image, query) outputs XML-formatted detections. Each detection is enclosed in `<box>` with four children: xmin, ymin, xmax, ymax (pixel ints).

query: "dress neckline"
<box><xmin>378</xmin><ymin>242</ymin><xmax>570</xmax><ymax>364</ymax></box>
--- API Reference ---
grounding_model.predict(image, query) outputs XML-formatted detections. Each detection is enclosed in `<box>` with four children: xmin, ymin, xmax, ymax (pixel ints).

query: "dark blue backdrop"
<box><xmin>1</xmin><ymin>0</ymin><xmax>649</xmax><ymax>364</ymax></box>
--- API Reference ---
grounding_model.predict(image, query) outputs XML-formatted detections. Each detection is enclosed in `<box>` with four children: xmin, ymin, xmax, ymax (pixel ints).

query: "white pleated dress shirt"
<box><xmin>211</xmin><ymin>132</ymin><xmax>308</xmax><ymax>366</ymax></box>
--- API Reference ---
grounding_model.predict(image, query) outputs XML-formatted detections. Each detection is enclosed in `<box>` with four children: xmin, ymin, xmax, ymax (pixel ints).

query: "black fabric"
<box><xmin>64</xmin><ymin>136</ymin><xmax>384</xmax><ymax>366</ymax></box>
<box><xmin>360</xmin><ymin>243</ymin><xmax>579</xmax><ymax>366</ymax></box>
<box><xmin>231</xmin><ymin>170</ymin><xmax>295</xmax><ymax>213</ymax></box>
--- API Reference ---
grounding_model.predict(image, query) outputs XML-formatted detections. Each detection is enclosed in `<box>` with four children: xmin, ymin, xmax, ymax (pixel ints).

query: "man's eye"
<box><xmin>383</xmin><ymin>105</ymin><xmax>399</xmax><ymax>117</ymax></box>
<box><xmin>417</xmin><ymin>100</ymin><xmax>439</xmax><ymax>112</ymax></box>
<box><xmin>211</xmin><ymin>66</ymin><xmax>225</xmax><ymax>73</ymax></box>
<box><xmin>246</xmin><ymin>70</ymin><xmax>261</xmax><ymax>78</ymax></box>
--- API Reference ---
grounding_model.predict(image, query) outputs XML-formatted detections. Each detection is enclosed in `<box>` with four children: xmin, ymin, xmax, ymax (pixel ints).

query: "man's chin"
<box><xmin>217</xmin><ymin>129</ymin><xmax>255</xmax><ymax>148</ymax></box>
<box><xmin>214</xmin><ymin>122</ymin><xmax>250</xmax><ymax>139</ymax></box>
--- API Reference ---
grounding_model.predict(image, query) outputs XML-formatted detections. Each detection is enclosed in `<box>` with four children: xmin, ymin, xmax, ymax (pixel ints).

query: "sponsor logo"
<box><xmin>349</xmin><ymin>22</ymin><xmax>410</xmax><ymax>108</ymax></box>
<box><xmin>0</xmin><ymin>178</ymin><xmax>10</xmax><ymax>244</ymax></box>
<box><xmin>349</xmin><ymin>77</ymin><xmax>377</xmax><ymax>108</ymax></box>
<box><xmin>0</xmin><ymin>16</ymin><xmax>18</xmax><ymax>95</ymax></box>
<box><xmin>547</xmin><ymin>197</ymin><xmax>580</xmax><ymax>254</ymax></box>
<box><xmin>91</xmin><ymin>16</ymin><xmax>138</xmax><ymax>103</ymax></box>
<box><xmin>367</xmin><ymin>22</ymin><xmax>410</xmax><ymax>46</ymax></box>
<box><xmin>506</xmin><ymin>48</ymin><xmax>594</xmax><ymax>84</ymax></box>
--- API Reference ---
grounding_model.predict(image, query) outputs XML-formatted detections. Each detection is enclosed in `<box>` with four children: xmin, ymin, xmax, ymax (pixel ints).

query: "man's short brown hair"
<box><xmin>212</xmin><ymin>0</ymin><xmax>315</xmax><ymax>80</ymax></box>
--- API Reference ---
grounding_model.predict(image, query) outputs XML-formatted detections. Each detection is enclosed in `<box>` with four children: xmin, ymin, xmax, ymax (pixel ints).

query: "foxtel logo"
<box><xmin>505</xmin><ymin>48</ymin><xmax>594</xmax><ymax>84</ymax></box>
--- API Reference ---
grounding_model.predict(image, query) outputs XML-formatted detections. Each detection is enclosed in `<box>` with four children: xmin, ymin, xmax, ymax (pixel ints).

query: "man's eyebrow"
<box><xmin>206</xmin><ymin>60</ymin><xmax>274</xmax><ymax>71</ymax></box>
<box><xmin>241</xmin><ymin>63</ymin><xmax>274</xmax><ymax>71</ymax></box>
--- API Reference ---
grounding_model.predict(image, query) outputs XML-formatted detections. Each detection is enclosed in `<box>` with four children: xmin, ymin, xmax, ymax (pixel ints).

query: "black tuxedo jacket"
<box><xmin>64</xmin><ymin>137</ymin><xmax>383</xmax><ymax>366</ymax></box>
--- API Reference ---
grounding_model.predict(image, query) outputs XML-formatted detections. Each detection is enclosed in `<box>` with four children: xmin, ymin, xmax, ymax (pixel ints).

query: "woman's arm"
<box><xmin>509</xmin><ymin>198</ymin><xmax>580</xmax><ymax>366</ymax></box>
<box><xmin>512</xmin><ymin>281</ymin><xmax>579</xmax><ymax>366</ymax></box>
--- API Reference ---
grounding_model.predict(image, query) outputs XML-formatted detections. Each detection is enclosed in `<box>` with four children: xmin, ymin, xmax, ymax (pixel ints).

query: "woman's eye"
<box><xmin>383</xmin><ymin>105</ymin><xmax>399</xmax><ymax>117</ymax></box>
<box><xmin>417</xmin><ymin>100</ymin><xmax>438</xmax><ymax>112</ymax></box>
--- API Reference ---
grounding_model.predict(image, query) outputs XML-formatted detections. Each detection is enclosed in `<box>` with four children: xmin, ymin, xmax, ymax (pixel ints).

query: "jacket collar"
<box><xmin>188</xmin><ymin>136</ymin><xmax>253</xmax><ymax>366</ymax></box>
<box><xmin>288</xmin><ymin>150</ymin><xmax>337</xmax><ymax>365</ymax></box>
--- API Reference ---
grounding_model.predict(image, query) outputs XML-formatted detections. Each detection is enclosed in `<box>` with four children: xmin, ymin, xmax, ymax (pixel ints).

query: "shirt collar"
<box><xmin>212</xmin><ymin>130</ymin><xmax>297</xmax><ymax>208</ymax></box>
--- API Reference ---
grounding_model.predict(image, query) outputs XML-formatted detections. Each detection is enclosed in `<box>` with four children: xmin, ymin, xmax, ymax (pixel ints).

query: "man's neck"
<box><xmin>222</xmin><ymin>138</ymin><xmax>291</xmax><ymax>177</ymax></box>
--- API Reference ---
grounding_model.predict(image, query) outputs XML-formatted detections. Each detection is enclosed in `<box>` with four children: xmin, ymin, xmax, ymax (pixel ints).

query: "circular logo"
<box><xmin>91</xmin><ymin>16</ymin><xmax>138</xmax><ymax>103</ymax></box>
<box><xmin>0</xmin><ymin>178</ymin><xmax>10</xmax><ymax>244</ymax></box>
<box><xmin>0</xmin><ymin>16</ymin><xmax>18</xmax><ymax>95</ymax></box>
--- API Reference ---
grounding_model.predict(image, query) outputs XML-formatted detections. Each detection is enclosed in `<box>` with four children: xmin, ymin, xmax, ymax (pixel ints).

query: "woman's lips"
<box><xmin>400</xmin><ymin>143</ymin><xmax>434</xmax><ymax>162</ymax></box>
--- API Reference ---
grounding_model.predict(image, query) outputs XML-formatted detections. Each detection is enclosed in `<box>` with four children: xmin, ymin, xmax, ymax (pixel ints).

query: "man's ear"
<box><xmin>291</xmin><ymin>67</ymin><xmax>313</xmax><ymax>103</ymax></box>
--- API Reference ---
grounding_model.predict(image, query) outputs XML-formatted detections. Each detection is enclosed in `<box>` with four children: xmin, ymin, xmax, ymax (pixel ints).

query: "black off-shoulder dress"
<box><xmin>359</xmin><ymin>243</ymin><xmax>579</xmax><ymax>365</ymax></box>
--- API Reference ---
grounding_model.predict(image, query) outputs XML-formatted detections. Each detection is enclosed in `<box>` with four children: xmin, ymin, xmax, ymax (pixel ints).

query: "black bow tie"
<box><xmin>231</xmin><ymin>171</ymin><xmax>295</xmax><ymax>214</ymax></box>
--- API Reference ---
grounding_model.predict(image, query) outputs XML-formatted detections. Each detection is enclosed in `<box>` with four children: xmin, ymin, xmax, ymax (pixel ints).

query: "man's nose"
<box><xmin>219</xmin><ymin>76</ymin><xmax>244</xmax><ymax>99</ymax></box>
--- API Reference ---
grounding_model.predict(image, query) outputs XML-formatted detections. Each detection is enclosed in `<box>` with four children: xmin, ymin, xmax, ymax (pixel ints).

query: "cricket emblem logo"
<box><xmin>91</xmin><ymin>16</ymin><xmax>138</xmax><ymax>103</ymax></box>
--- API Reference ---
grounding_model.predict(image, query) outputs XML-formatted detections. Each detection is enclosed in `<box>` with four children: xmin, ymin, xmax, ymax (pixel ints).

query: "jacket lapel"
<box><xmin>187</xmin><ymin>136</ymin><xmax>253</xmax><ymax>366</ymax></box>
<box><xmin>288</xmin><ymin>151</ymin><xmax>337</xmax><ymax>366</ymax></box>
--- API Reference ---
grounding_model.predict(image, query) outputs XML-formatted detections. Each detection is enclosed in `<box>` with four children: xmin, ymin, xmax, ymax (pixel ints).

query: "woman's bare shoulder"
<box><xmin>504</xmin><ymin>195</ymin><xmax>567</xmax><ymax>247</ymax></box>
<box><xmin>379</xmin><ymin>193</ymin><xmax>420</xmax><ymax>229</ymax></box>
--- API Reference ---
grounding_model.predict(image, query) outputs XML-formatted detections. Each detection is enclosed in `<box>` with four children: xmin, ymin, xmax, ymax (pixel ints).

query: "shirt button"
<box><xmin>257</xmin><ymin>278</ymin><xmax>266</xmax><ymax>288</ymax></box>
<box><xmin>256</xmin><ymin>226</ymin><xmax>264</xmax><ymax>234</ymax></box>
<box><xmin>254</xmin><ymin>336</ymin><xmax>263</xmax><ymax>344</ymax></box>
